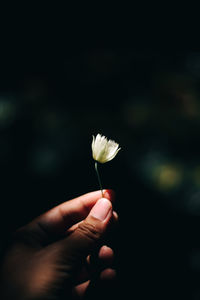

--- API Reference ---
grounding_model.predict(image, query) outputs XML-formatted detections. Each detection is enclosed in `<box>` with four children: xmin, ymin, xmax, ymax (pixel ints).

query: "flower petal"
<box><xmin>91</xmin><ymin>134</ymin><xmax>120</xmax><ymax>163</ymax></box>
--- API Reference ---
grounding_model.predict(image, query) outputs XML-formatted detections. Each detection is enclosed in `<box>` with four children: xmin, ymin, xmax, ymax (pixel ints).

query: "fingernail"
<box><xmin>90</xmin><ymin>198</ymin><xmax>112</xmax><ymax>221</ymax></box>
<box><xmin>103</xmin><ymin>189</ymin><xmax>115</xmax><ymax>201</ymax></box>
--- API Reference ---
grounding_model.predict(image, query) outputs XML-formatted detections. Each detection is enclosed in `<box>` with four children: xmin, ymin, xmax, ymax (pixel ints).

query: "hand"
<box><xmin>0</xmin><ymin>190</ymin><xmax>118</xmax><ymax>300</ymax></box>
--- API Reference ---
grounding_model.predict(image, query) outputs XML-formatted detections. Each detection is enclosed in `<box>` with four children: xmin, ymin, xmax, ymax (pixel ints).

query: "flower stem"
<box><xmin>95</xmin><ymin>162</ymin><xmax>103</xmax><ymax>197</ymax></box>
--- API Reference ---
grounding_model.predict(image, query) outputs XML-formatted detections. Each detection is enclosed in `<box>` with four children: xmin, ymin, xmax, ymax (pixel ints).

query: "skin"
<box><xmin>0</xmin><ymin>190</ymin><xmax>118</xmax><ymax>300</ymax></box>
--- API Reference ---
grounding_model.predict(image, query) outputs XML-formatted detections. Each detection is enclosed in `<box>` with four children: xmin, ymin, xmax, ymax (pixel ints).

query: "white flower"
<box><xmin>92</xmin><ymin>134</ymin><xmax>121</xmax><ymax>164</ymax></box>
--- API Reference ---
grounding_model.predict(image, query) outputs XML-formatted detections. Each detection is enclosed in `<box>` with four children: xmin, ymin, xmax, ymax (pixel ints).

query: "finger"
<box><xmin>75</xmin><ymin>246</ymin><xmax>115</xmax><ymax>284</ymax></box>
<box><xmin>86</xmin><ymin>245</ymin><xmax>114</xmax><ymax>278</ymax></box>
<box><xmin>67</xmin><ymin>210</ymin><xmax>118</xmax><ymax>235</ymax></box>
<box><xmin>73</xmin><ymin>280</ymin><xmax>90</xmax><ymax>299</ymax></box>
<box><xmin>54</xmin><ymin>198</ymin><xmax>113</xmax><ymax>276</ymax></box>
<box><xmin>88</xmin><ymin>245</ymin><xmax>114</xmax><ymax>266</ymax></box>
<box><xmin>98</xmin><ymin>245</ymin><xmax>114</xmax><ymax>263</ymax></box>
<box><xmin>113</xmin><ymin>211</ymin><xmax>118</xmax><ymax>221</ymax></box>
<box><xmin>99</xmin><ymin>268</ymin><xmax>116</xmax><ymax>280</ymax></box>
<box><xmin>27</xmin><ymin>190</ymin><xmax>115</xmax><ymax>237</ymax></box>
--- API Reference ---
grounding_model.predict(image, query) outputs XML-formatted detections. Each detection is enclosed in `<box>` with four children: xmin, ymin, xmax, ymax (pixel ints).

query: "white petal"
<box><xmin>92</xmin><ymin>135</ymin><xmax>95</xmax><ymax>152</ymax></box>
<box><xmin>95</xmin><ymin>135</ymin><xmax>107</xmax><ymax>161</ymax></box>
<box><xmin>91</xmin><ymin>134</ymin><xmax>120</xmax><ymax>163</ymax></box>
<box><xmin>104</xmin><ymin>147</ymin><xmax>121</xmax><ymax>162</ymax></box>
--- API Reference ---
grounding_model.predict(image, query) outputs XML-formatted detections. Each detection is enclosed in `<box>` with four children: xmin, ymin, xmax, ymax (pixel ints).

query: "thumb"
<box><xmin>56</xmin><ymin>198</ymin><xmax>113</xmax><ymax>272</ymax></box>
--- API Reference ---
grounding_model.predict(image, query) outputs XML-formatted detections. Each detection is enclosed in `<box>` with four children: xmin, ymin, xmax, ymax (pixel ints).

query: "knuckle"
<box><xmin>76</xmin><ymin>221</ymin><xmax>102</xmax><ymax>242</ymax></box>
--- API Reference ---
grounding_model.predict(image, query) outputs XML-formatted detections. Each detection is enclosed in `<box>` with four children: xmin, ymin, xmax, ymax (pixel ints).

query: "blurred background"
<box><xmin>1</xmin><ymin>46</ymin><xmax>200</xmax><ymax>298</ymax></box>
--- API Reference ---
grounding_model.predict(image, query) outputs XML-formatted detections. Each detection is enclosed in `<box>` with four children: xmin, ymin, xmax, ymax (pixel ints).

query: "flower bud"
<box><xmin>92</xmin><ymin>134</ymin><xmax>120</xmax><ymax>164</ymax></box>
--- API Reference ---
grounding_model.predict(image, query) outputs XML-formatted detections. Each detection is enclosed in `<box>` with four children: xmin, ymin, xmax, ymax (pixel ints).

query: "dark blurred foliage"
<box><xmin>2</xmin><ymin>46</ymin><xmax>200</xmax><ymax>299</ymax></box>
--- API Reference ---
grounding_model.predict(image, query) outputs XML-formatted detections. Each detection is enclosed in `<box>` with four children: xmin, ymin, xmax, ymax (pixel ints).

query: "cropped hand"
<box><xmin>1</xmin><ymin>190</ymin><xmax>117</xmax><ymax>300</ymax></box>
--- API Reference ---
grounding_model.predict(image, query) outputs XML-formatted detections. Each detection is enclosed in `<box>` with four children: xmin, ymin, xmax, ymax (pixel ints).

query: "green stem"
<box><xmin>95</xmin><ymin>162</ymin><xmax>103</xmax><ymax>197</ymax></box>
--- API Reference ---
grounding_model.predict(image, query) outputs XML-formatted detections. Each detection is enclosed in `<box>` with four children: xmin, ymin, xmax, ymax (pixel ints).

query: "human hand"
<box><xmin>0</xmin><ymin>190</ymin><xmax>117</xmax><ymax>300</ymax></box>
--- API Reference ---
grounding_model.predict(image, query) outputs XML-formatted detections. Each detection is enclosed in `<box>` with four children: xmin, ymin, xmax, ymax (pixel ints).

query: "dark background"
<box><xmin>1</xmin><ymin>25</ymin><xmax>200</xmax><ymax>299</ymax></box>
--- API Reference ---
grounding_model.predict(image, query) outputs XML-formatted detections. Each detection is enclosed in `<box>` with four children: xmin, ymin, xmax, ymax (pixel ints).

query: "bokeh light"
<box><xmin>1</xmin><ymin>50</ymin><xmax>200</xmax><ymax>299</ymax></box>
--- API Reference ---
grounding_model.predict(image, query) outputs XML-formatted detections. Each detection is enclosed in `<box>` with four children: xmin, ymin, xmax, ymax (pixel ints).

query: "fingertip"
<box><xmin>100</xmin><ymin>268</ymin><xmax>116</xmax><ymax>281</ymax></box>
<box><xmin>89</xmin><ymin>198</ymin><xmax>112</xmax><ymax>222</ymax></box>
<box><xmin>113</xmin><ymin>211</ymin><xmax>118</xmax><ymax>221</ymax></box>
<box><xmin>103</xmin><ymin>189</ymin><xmax>115</xmax><ymax>202</ymax></box>
<box><xmin>98</xmin><ymin>245</ymin><xmax>114</xmax><ymax>262</ymax></box>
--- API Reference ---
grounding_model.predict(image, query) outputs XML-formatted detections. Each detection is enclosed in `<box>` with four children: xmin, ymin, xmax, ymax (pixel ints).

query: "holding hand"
<box><xmin>1</xmin><ymin>190</ymin><xmax>118</xmax><ymax>300</ymax></box>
